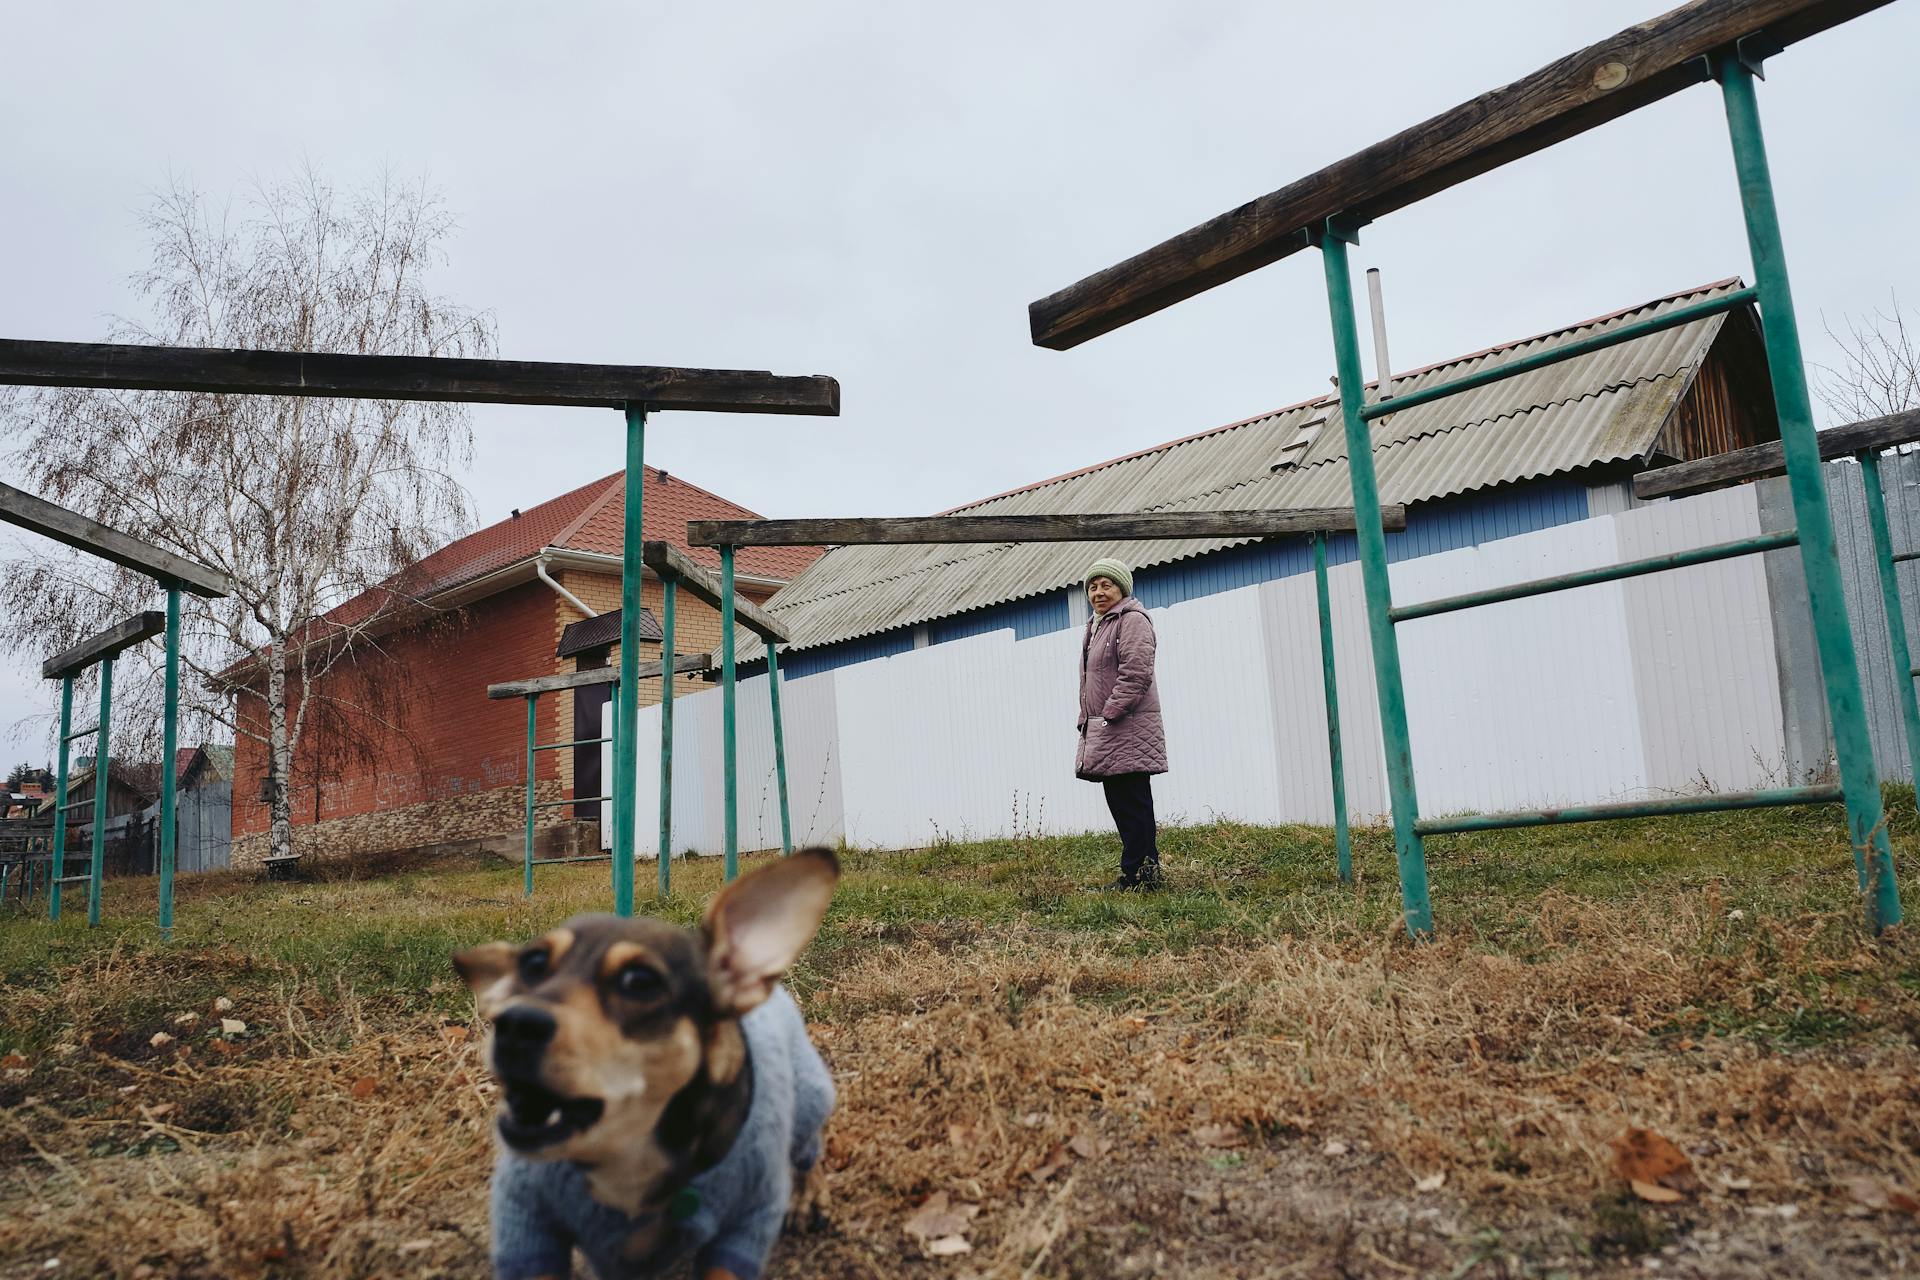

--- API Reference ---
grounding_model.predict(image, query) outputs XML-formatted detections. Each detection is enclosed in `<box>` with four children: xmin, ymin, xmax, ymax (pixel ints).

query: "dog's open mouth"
<box><xmin>498</xmin><ymin>1080</ymin><xmax>605</xmax><ymax>1150</ymax></box>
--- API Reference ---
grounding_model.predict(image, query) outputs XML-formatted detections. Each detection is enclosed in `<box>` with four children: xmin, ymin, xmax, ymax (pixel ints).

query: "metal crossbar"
<box><xmin>1359</xmin><ymin>287</ymin><xmax>1758</xmax><ymax>421</ymax></box>
<box><xmin>1390</xmin><ymin>530</ymin><xmax>1799</xmax><ymax>623</ymax></box>
<box><xmin>533</xmin><ymin>736</ymin><xmax>611</xmax><ymax>752</ymax></box>
<box><xmin>531</xmin><ymin>855</ymin><xmax>616</xmax><ymax>866</ymax></box>
<box><xmin>1415</xmin><ymin>785</ymin><xmax>1843</xmax><ymax>835</ymax></box>
<box><xmin>60</xmin><ymin>724</ymin><xmax>98</xmax><ymax>742</ymax></box>
<box><xmin>533</xmin><ymin>794</ymin><xmax>610</xmax><ymax>810</ymax></box>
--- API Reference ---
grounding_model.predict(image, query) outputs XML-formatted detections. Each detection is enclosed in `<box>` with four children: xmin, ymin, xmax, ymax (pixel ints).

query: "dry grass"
<box><xmin>2</xmin><ymin>810</ymin><xmax>1918</xmax><ymax>1278</ymax></box>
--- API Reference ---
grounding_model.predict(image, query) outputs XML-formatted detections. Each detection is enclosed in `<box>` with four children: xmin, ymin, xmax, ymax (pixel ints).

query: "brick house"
<box><xmin>227</xmin><ymin>468</ymin><xmax>818</xmax><ymax>867</ymax></box>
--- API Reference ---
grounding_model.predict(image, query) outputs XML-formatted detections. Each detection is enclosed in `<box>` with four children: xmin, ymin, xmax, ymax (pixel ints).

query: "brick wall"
<box><xmin>229</xmin><ymin>567</ymin><xmax>775</xmax><ymax>863</ymax></box>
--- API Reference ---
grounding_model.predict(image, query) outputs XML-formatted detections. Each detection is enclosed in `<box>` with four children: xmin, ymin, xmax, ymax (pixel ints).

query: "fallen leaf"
<box><xmin>1069</xmin><ymin>1132</ymin><xmax>1111</xmax><ymax>1160</ymax></box>
<box><xmin>398</xmin><ymin>1239</ymin><xmax>435</xmax><ymax>1254</ymax></box>
<box><xmin>928</xmin><ymin>1236</ymin><xmax>973</xmax><ymax>1257</ymax></box>
<box><xmin>1610</xmin><ymin>1128</ymin><xmax>1699</xmax><ymax>1200</ymax></box>
<box><xmin>207</xmin><ymin>1039</ymin><xmax>242</xmax><ymax>1058</ymax></box>
<box><xmin>1631</xmin><ymin>1179</ymin><xmax>1685</xmax><ymax>1204</ymax></box>
<box><xmin>260</xmin><ymin>1247</ymin><xmax>287</xmax><ymax>1262</ymax></box>
<box><xmin>903</xmin><ymin>1192</ymin><xmax>978</xmax><ymax>1242</ymax></box>
<box><xmin>132</xmin><ymin>1266</ymin><xmax>156</xmax><ymax>1280</ymax></box>
<box><xmin>1191</xmin><ymin>1124</ymin><xmax>1244</xmax><ymax>1149</ymax></box>
<box><xmin>1020</xmin><ymin>1112</ymin><xmax>1045</xmax><ymax>1129</ymax></box>
<box><xmin>220</xmin><ymin>1018</ymin><xmax>247</xmax><ymax>1036</ymax></box>
<box><xmin>1414</xmin><ymin>1171</ymin><xmax>1446</xmax><ymax>1193</ymax></box>
<box><xmin>439</xmin><ymin>1025</ymin><xmax>470</xmax><ymax>1044</ymax></box>
<box><xmin>1721</xmin><ymin>1176</ymin><xmax>1754</xmax><ymax>1192</ymax></box>
<box><xmin>1029</xmin><ymin>1143</ymin><xmax>1070</xmax><ymax>1183</ymax></box>
<box><xmin>1322</xmin><ymin>1139</ymin><xmax>1349</xmax><ymax>1157</ymax></box>
<box><xmin>213</xmin><ymin>997</ymin><xmax>234</xmax><ymax>1013</ymax></box>
<box><xmin>1841</xmin><ymin>1176</ymin><xmax>1920</xmax><ymax>1215</ymax></box>
<box><xmin>118</xmin><ymin>1085</ymin><xmax>137</xmax><ymax>1095</ymax></box>
<box><xmin>149</xmin><ymin>1033</ymin><xmax>175</xmax><ymax>1050</ymax></box>
<box><xmin>0</xmin><ymin>1054</ymin><xmax>27</xmax><ymax>1070</ymax></box>
<box><xmin>350</xmin><ymin>1076</ymin><xmax>378</xmax><ymax>1100</ymax></box>
<box><xmin>172</xmin><ymin>1013</ymin><xmax>199</xmax><ymax>1027</ymax></box>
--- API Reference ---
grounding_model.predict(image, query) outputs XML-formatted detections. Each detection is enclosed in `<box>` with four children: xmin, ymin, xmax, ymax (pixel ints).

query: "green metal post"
<box><xmin>657</xmin><ymin>578</ymin><xmax>677</xmax><ymax>897</ymax></box>
<box><xmin>721</xmin><ymin>544</ymin><xmax>739</xmax><ymax>881</ymax></box>
<box><xmin>157</xmin><ymin>586</ymin><xmax>180</xmax><ymax>936</ymax></box>
<box><xmin>613</xmin><ymin>403</ymin><xmax>646</xmax><ymax>917</ymax></box>
<box><xmin>767</xmin><ymin>642</ymin><xmax>792</xmax><ymax>856</ymax></box>
<box><xmin>1718</xmin><ymin>53</ymin><xmax>1901</xmax><ymax>931</ymax></box>
<box><xmin>88</xmin><ymin>659</ymin><xmax>112</xmax><ymax>928</ymax></box>
<box><xmin>1318</xmin><ymin>223</ymin><xmax>1433</xmax><ymax>938</ymax></box>
<box><xmin>48</xmin><ymin>677</ymin><xmax>74</xmax><ymax>921</ymax></box>
<box><xmin>607</xmin><ymin>680</ymin><xmax>619</xmax><ymax>891</ymax></box>
<box><xmin>524</xmin><ymin>693</ymin><xmax>537</xmax><ymax>897</ymax></box>
<box><xmin>1859</xmin><ymin>450</ymin><xmax>1920</xmax><ymax>798</ymax></box>
<box><xmin>1312</xmin><ymin>533</ymin><xmax>1352</xmax><ymax>884</ymax></box>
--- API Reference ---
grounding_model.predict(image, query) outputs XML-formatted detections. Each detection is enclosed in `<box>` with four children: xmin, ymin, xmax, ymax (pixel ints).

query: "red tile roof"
<box><xmin>357</xmin><ymin>468</ymin><xmax>821</xmax><ymax>610</ymax></box>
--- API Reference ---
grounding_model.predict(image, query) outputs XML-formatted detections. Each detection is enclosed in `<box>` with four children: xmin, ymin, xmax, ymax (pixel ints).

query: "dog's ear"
<box><xmin>452</xmin><ymin>941</ymin><xmax>516</xmax><ymax>994</ymax></box>
<box><xmin>703</xmin><ymin>848</ymin><xmax>839</xmax><ymax>1016</ymax></box>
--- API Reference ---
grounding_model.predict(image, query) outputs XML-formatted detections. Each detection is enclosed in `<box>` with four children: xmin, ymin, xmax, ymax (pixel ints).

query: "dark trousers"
<box><xmin>1101</xmin><ymin>773</ymin><xmax>1159</xmax><ymax>880</ymax></box>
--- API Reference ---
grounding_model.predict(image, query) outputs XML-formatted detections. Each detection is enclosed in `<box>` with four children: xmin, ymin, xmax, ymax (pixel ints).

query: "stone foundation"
<box><xmin>230</xmin><ymin>782</ymin><xmax>600</xmax><ymax>868</ymax></box>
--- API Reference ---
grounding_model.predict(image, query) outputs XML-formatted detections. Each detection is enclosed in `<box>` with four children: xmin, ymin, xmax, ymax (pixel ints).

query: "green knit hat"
<box><xmin>1085</xmin><ymin>558</ymin><xmax>1133</xmax><ymax>597</ymax></box>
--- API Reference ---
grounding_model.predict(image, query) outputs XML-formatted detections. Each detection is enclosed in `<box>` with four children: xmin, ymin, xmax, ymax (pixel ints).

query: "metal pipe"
<box><xmin>157</xmin><ymin>586</ymin><xmax>180</xmax><ymax>936</ymax></box>
<box><xmin>1358</xmin><ymin>286</ymin><xmax>1758</xmax><ymax>422</ymax></box>
<box><xmin>1391</xmin><ymin>529</ymin><xmax>1800</xmax><ymax>622</ymax></box>
<box><xmin>768</xmin><ymin>641</ymin><xmax>792</xmax><ymax>856</ymax></box>
<box><xmin>1415</xmin><ymin>783</ymin><xmax>1843</xmax><ymax>835</ymax></box>
<box><xmin>1319</xmin><ymin>223</ymin><xmax>1433</xmax><ymax>938</ymax></box>
<box><xmin>532</xmin><ymin>736</ymin><xmax>613</xmax><ymax>752</ymax></box>
<box><xmin>613</xmin><ymin>404</ymin><xmax>646</xmax><ymax>917</ymax></box>
<box><xmin>532</xmin><ymin>854</ymin><xmax>617</xmax><ymax>866</ymax></box>
<box><xmin>658</xmin><ymin>578</ymin><xmax>677</xmax><ymax>897</ymax></box>
<box><xmin>1366</xmin><ymin>267</ymin><xmax>1393</xmax><ymax>404</ymax></box>
<box><xmin>88</xmin><ymin>658</ymin><xmax>111</xmax><ymax>928</ymax></box>
<box><xmin>48</xmin><ymin>677</ymin><xmax>72</xmax><ymax>922</ymax></box>
<box><xmin>721</xmin><ymin>544</ymin><xmax>739</xmax><ymax>882</ymax></box>
<box><xmin>1858</xmin><ymin>451</ymin><xmax>1920</xmax><ymax>793</ymax></box>
<box><xmin>523</xmin><ymin>694</ymin><xmax>537</xmax><ymax>897</ymax></box>
<box><xmin>533</xmin><ymin>794</ymin><xmax>611</xmax><ymax>810</ymax></box>
<box><xmin>1718</xmin><ymin>53</ymin><xmax>1900</xmax><ymax>932</ymax></box>
<box><xmin>1313</xmin><ymin>533</ymin><xmax>1351</xmax><ymax>884</ymax></box>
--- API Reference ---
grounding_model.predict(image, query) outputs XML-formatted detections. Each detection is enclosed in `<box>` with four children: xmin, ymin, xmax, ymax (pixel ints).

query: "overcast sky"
<box><xmin>4</xmin><ymin>0</ymin><xmax>1918</xmax><ymax>767</ymax></box>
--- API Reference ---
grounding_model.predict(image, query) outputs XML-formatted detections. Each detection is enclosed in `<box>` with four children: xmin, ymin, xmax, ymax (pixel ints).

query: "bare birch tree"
<box><xmin>0</xmin><ymin>168</ymin><xmax>493</xmax><ymax>862</ymax></box>
<box><xmin>1817</xmin><ymin>296</ymin><xmax>1920</xmax><ymax>423</ymax></box>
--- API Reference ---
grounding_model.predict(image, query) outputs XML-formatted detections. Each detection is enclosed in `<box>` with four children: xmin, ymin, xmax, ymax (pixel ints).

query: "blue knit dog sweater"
<box><xmin>489</xmin><ymin>986</ymin><xmax>833</xmax><ymax>1279</ymax></box>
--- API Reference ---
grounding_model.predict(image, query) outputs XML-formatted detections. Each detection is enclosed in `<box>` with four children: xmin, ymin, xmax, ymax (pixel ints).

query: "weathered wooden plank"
<box><xmin>486</xmin><ymin>652</ymin><xmax>714</xmax><ymax>700</ymax></box>
<box><xmin>1028</xmin><ymin>0</ymin><xmax>1892</xmax><ymax>350</ymax></box>
<box><xmin>686</xmin><ymin>506</ymin><xmax>1409</xmax><ymax>547</ymax></box>
<box><xmin>1632</xmin><ymin>408</ymin><xmax>1920</xmax><ymax>500</ymax></box>
<box><xmin>0</xmin><ymin>339</ymin><xmax>841</xmax><ymax>415</ymax></box>
<box><xmin>41</xmin><ymin>611</ymin><xmax>166</xmax><ymax>680</ymax></box>
<box><xmin>0</xmin><ymin>481</ymin><xmax>230</xmax><ymax>597</ymax></box>
<box><xmin>640</xmin><ymin>542</ymin><xmax>791</xmax><ymax>643</ymax></box>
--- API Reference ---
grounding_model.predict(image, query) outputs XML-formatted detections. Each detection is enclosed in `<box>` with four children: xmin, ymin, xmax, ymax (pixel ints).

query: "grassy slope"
<box><xmin>1</xmin><ymin>800</ymin><xmax>1916</xmax><ymax>1277</ymax></box>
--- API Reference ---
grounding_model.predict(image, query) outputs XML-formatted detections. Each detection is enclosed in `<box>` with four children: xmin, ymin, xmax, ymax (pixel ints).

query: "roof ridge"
<box><xmin>550</xmin><ymin>471</ymin><xmax>627</xmax><ymax>548</ymax></box>
<box><xmin>942</xmin><ymin>278</ymin><xmax>1741</xmax><ymax>516</ymax></box>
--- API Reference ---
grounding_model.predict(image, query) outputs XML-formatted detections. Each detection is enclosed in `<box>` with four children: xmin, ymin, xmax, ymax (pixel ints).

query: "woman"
<box><xmin>1075</xmin><ymin>558</ymin><xmax>1167</xmax><ymax>890</ymax></box>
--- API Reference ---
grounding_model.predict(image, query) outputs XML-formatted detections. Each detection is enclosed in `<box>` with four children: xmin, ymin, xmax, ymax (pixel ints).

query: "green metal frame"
<box><xmin>1312</xmin><ymin>532</ymin><xmax>1351</xmax><ymax>883</ymax></box>
<box><xmin>518</xmin><ymin>687</ymin><xmax>617</xmax><ymax>894</ymax></box>
<box><xmin>658</xmin><ymin>579</ymin><xmax>678</xmax><ymax>897</ymax></box>
<box><xmin>1307</xmin><ymin>43</ymin><xmax>1902</xmax><ymax>937</ymax></box>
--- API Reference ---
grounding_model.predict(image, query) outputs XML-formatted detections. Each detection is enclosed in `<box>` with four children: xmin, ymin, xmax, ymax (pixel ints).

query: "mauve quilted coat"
<box><xmin>1075</xmin><ymin>597</ymin><xmax>1168</xmax><ymax>780</ymax></box>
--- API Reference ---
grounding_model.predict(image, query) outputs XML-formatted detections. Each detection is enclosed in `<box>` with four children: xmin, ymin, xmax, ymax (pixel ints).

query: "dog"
<box><xmin>453</xmin><ymin>847</ymin><xmax>839</xmax><ymax>1280</ymax></box>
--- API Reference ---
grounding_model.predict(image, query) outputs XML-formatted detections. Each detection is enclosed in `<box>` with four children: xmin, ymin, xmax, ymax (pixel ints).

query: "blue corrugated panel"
<box><xmin>931</xmin><ymin>592</ymin><xmax>1069</xmax><ymax>645</ymax></box>
<box><xmin>791</xmin><ymin>479</ymin><xmax>1592</xmax><ymax>676</ymax></box>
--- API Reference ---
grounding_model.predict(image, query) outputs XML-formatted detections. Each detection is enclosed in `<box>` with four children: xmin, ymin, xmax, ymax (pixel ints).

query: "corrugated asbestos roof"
<box><xmin>761</xmin><ymin>281</ymin><xmax>1743</xmax><ymax>655</ymax></box>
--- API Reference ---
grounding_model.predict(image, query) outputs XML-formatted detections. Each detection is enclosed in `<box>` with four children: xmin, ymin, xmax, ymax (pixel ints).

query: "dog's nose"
<box><xmin>493</xmin><ymin>1005</ymin><xmax>557</xmax><ymax>1068</ymax></box>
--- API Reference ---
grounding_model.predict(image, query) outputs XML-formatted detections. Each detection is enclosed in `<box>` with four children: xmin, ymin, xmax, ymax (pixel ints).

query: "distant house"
<box><xmin>227</xmin><ymin>467</ymin><xmax>821</xmax><ymax>867</ymax></box>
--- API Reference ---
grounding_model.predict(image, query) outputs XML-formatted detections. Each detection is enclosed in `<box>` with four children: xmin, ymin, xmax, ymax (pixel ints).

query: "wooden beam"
<box><xmin>1632</xmin><ymin>408</ymin><xmax>1920</xmax><ymax>500</ymax></box>
<box><xmin>0</xmin><ymin>481</ymin><xmax>230</xmax><ymax>597</ymax></box>
<box><xmin>0</xmin><ymin>339</ymin><xmax>841</xmax><ymax>415</ymax></box>
<box><xmin>686</xmin><ymin>506</ymin><xmax>1409</xmax><ymax>547</ymax></box>
<box><xmin>41</xmin><ymin>611</ymin><xmax>166</xmax><ymax>680</ymax></box>
<box><xmin>639</xmin><ymin>542</ymin><xmax>791</xmax><ymax>643</ymax></box>
<box><xmin>487</xmin><ymin>652</ymin><xmax>714</xmax><ymax>700</ymax></box>
<box><xmin>1028</xmin><ymin>0</ymin><xmax>1892</xmax><ymax>350</ymax></box>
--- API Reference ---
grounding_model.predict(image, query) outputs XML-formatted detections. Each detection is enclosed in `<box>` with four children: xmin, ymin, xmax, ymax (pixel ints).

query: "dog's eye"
<box><xmin>614</xmin><ymin>963</ymin><xmax>664</xmax><ymax>999</ymax></box>
<box><xmin>517</xmin><ymin>949</ymin><xmax>550</xmax><ymax>983</ymax></box>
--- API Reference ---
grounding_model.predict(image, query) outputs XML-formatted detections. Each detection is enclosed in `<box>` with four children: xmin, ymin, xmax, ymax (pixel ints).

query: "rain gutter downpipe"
<box><xmin>536</xmin><ymin>553</ymin><xmax>598</xmax><ymax>619</ymax></box>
